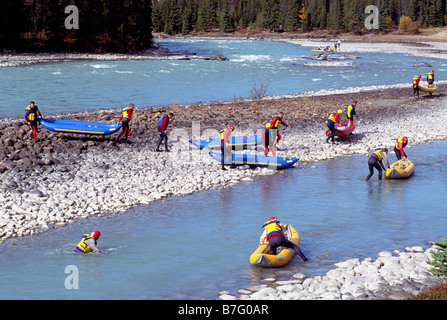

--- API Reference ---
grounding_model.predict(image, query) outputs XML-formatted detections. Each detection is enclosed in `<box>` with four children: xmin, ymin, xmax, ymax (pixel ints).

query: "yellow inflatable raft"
<box><xmin>418</xmin><ymin>83</ymin><xmax>437</xmax><ymax>93</ymax></box>
<box><xmin>385</xmin><ymin>158</ymin><xmax>415</xmax><ymax>179</ymax></box>
<box><xmin>249</xmin><ymin>224</ymin><xmax>301</xmax><ymax>267</ymax></box>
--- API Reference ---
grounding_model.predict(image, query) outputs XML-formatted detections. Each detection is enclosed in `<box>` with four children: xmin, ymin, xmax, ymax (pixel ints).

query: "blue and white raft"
<box><xmin>190</xmin><ymin>134</ymin><xmax>262</xmax><ymax>149</ymax></box>
<box><xmin>209</xmin><ymin>151</ymin><xmax>298</xmax><ymax>170</ymax></box>
<box><xmin>39</xmin><ymin>118</ymin><xmax>122</xmax><ymax>135</ymax></box>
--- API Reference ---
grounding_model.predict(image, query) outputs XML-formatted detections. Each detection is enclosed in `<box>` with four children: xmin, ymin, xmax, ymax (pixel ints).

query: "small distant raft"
<box><xmin>209</xmin><ymin>151</ymin><xmax>298</xmax><ymax>170</ymax></box>
<box><xmin>418</xmin><ymin>83</ymin><xmax>437</xmax><ymax>93</ymax></box>
<box><xmin>190</xmin><ymin>134</ymin><xmax>262</xmax><ymax>149</ymax></box>
<box><xmin>39</xmin><ymin>118</ymin><xmax>122</xmax><ymax>135</ymax></box>
<box><xmin>312</xmin><ymin>47</ymin><xmax>334</xmax><ymax>52</ymax></box>
<box><xmin>385</xmin><ymin>158</ymin><xmax>415</xmax><ymax>179</ymax></box>
<box><xmin>250</xmin><ymin>224</ymin><xmax>300</xmax><ymax>268</ymax></box>
<box><xmin>325</xmin><ymin>120</ymin><xmax>355</xmax><ymax>137</ymax></box>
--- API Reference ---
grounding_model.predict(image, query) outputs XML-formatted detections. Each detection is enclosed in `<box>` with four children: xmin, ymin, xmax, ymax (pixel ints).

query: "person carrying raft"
<box><xmin>345</xmin><ymin>100</ymin><xmax>357</xmax><ymax>126</ymax></box>
<box><xmin>75</xmin><ymin>230</ymin><xmax>102</xmax><ymax>254</ymax></box>
<box><xmin>427</xmin><ymin>69</ymin><xmax>435</xmax><ymax>85</ymax></box>
<box><xmin>116</xmin><ymin>103</ymin><xmax>134</xmax><ymax>142</ymax></box>
<box><xmin>394</xmin><ymin>136</ymin><xmax>408</xmax><ymax>160</ymax></box>
<box><xmin>326</xmin><ymin>109</ymin><xmax>343</xmax><ymax>144</ymax></box>
<box><xmin>220</xmin><ymin>125</ymin><xmax>235</xmax><ymax>170</ymax></box>
<box><xmin>262</xmin><ymin>122</ymin><xmax>276</xmax><ymax>156</ymax></box>
<box><xmin>365</xmin><ymin>148</ymin><xmax>389</xmax><ymax>181</ymax></box>
<box><xmin>412</xmin><ymin>74</ymin><xmax>421</xmax><ymax>98</ymax></box>
<box><xmin>25</xmin><ymin>101</ymin><xmax>43</xmax><ymax>140</ymax></box>
<box><xmin>156</xmin><ymin>112</ymin><xmax>174</xmax><ymax>152</ymax></box>
<box><xmin>259</xmin><ymin>217</ymin><xmax>308</xmax><ymax>261</ymax></box>
<box><xmin>270</xmin><ymin>112</ymin><xmax>291</xmax><ymax>145</ymax></box>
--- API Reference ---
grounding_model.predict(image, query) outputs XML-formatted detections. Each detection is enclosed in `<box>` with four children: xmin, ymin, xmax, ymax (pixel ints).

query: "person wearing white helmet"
<box><xmin>75</xmin><ymin>230</ymin><xmax>102</xmax><ymax>254</ymax></box>
<box><xmin>326</xmin><ymin>109</ymin><xmax>343</xmax><ymax>144</ymax></box>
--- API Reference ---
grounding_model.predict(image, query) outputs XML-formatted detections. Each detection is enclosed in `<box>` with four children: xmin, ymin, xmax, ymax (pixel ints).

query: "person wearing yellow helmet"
<box><xmin>326</xmin><ymin>109</ymin><xmax>343</xmax><ymax>144</ymax></box>
<box><xmin>220</xmin><ymin>125</ymin><xmax>235</xmax><ymax>170</ymax></box>
<box><xmin>365</xmin><ymin>148</ymin><xmax>389</xmax><ymax>181</ymax></box>
<box><xmin>262</xmin><ymin>122</ymin><xmax>276</xmax><ymax>156</ymax></box>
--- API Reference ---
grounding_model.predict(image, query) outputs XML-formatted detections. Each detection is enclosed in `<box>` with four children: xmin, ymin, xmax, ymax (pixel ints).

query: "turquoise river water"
<box><xmin>1</xmin><ymin>140</ymin><xmax>447</xmax><ymax>299</ymax></box>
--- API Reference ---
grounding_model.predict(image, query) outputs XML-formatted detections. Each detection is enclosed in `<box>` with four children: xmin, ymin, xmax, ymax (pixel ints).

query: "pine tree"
<box><xmin>285</xmin><ymin>0</ymin><xmax>303</xmax><ymax>30</ymax></box>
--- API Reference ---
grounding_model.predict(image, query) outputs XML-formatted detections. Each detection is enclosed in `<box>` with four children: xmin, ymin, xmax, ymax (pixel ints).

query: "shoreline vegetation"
<box><xmin>1</xmin><ymin>32</ymin><xmax>447</xmax><ymax>300</ymax></box>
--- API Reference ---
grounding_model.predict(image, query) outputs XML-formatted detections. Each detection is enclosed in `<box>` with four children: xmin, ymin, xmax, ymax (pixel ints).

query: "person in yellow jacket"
<box><xmin>345</xmin><ymin>100</ymin><xmax>357</xmax><ymax>125</ymax></box>
<box><xmin>116</xmin><ymin>103</ymin><xmax>134</xmax><ymax>142</ymax></box>
<box><xmin>413</xmin><ymin>75</ymin><xmax>421</xmax><ymax>98</ymax></box>
<box><xmin>75</xmin><ymin>230</ymin><xmax>102</xmax><ymax>254</ymax></box>
<box><xmin>394</xmin><ymin>136</ymin><xmax>408</xmax><ymax>160</ymax></box>
<box><xmin>259</xmin><ymin>217</ymin><xmax>307</xmax><ymax>261</ymax></box>
<box><xmin>326</xmin><ymin>109</ymin><xmax>343</xmax><ymax>144</ymax></box>
<box><xmin>25</xmin><ymin>101</ymin><xmax>43</xmax><ymax>139</ymax></box>
<box><xmin>365</xmin><ymin>148</ymin><xmax>389</xmax><ymax>181</ymax></box>
<box><xmin>220</xmin><ymin>125</ymin><xmax>235</xmax><ymax>170</ymax></box>
<box><xmin>427</xmin><ymin>69</ymin><xmax>435</xmax><ymax>85</ymax></box>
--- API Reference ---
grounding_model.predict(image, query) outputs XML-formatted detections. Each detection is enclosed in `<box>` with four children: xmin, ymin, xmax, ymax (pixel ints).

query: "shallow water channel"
<box><xmin>1</xmin><ymin>140</ymin><xmax>447</xmax><ymax>299</ymax></box>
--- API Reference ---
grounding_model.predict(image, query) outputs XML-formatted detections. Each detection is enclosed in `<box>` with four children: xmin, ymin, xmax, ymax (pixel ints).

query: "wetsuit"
<box><xmin>270</xmin><ymin>115</ymin><xmax>289</xmax><ymax>144</ymax></box>
<box><xmin>346</xmin><ymin>104</ymin><xmax>356</xmax><ymax>123</ymax></box>
<box><xmin>394</xmin><ymin>137</ymin><xmax>407</xmax><ymax>160</ymax></box>
<box><xmin>427</xmin><ymin>71</ymin><xmax>434</xmax><ymax>85</ymax></box>
<box><xmin>326</xmin><ymin>112</ymin><xmax>340</xmax><ymax>143</ymax></box>
<box><xmin>413</xmin><ymin>76</ymin><xmax>420</xmax><ymax>97</ymax></box>
<box><xmin>262</xmin><ymin>128</ymin><xmax>276</xmax><ymax>156</ymax></box>
<box><xmin>25</xmin><ymin>105</ymin><xmax>42</xmax><ymax>139</ymax></box>
<box><xmin>365</xmin><ymin>148</ymin><xmax>389</xmax><ymax>181</ymax></box>
<box><xmin>220</xmin><ymin>128</ymin><xmax>232</xmax><ymax>169</ymax></box>
<box><xmin>261</xmin><ymin>219</ymin><xmax>307</xmax><ymax>261</ymax></box>
<box><xmin>156</xmin><ymin>115</ymin><xmax>170</xmax><ymax>151</ymax></box>
<box><xmin>116</xmin><ymin>106</ymin><xmax>133</xmax><ymax>141</ymax></box>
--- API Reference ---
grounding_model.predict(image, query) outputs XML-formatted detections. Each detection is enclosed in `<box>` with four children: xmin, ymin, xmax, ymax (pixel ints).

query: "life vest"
<box><xmin>220</xmin><ymin>128</ymin><xmax>231</xmax><ymax>142</ymax></box>
<box><xmin>26</xmin><ymin>105</ymin><xmax>41</xmax><ymax>121</ymax></box>
<box><xmin>395</xmin><ymin>137</ymin><xmax>407</xmax><ymax>150</ymax></box>
<box><xmin>122</xmin><ymin>107</ymin><xmax>133</xmax><ymax>119</ymax></box>
<box><xmin>262</xmin><ymin>219</ymin><xmax>284</xmax><ymax>240</ymax></box>
<box><xmin>427</xmin><ymin>72</ymin><xmax>434</xmax><ymax>81</ymax></box>
<box><xmin>271</xmin><ymin>115</ymin><xmax>282</xmax><ymax>129</ymax></box>
<box><xmin>371</xmin><ymin>148</ymin><xmax>385</xmax><ymax>161</ymax></box>
<box><xmin>412</xmin><ymin>76</ymin><xmax>420</xmax><ymax>87</ymax></box>
<box><xmin>75</xmin><ymin>234</ymin><xmax>95</xmax><ymax>253</ymax></box>
<box><xmin>345</xmin><ymin>104</ymin><xmax>355</xmax><ymax>118</ymax></box>
<box><xmin>157</xmin><ymin>115</ymin><xmax>169</xmax><ymax>129</ymax></box>
<box><xmin>328</xmin><ymin>113</ymin><xmax>338</xmax><ymax>123</ymax></box>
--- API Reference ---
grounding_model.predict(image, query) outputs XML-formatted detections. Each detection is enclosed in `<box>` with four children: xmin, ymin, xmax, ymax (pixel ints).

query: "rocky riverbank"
<box><xmin>1</xmin><ymin>83</ymin><xmax>446</xmax><ymax>241</ymax></box>
<box><xmin>219</xmin><ymin>245</ymin><xmax>445</xmax><ymax>300</ymax></box>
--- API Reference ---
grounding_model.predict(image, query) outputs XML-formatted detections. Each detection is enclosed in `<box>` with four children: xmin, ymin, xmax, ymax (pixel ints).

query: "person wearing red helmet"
<box><xmin>156</xmin><ymin>112</ymin><xmax>174</xmax><ymax>152</ymax></box>
<box><xmin>75</xmin><ymin>230</ymin><xmax>102</xmax><ymax>254</ymax></box>
<box><xmin>427</xmin><ymin>69</ymin><xmax>435</xmax><ymax>85</ymax></box>
<box><xmin>270</xmin><ymin>112</ymin><xmax>291</xmax><ymax>145</ymax></box>
<box><xmin>394</xmin><ymin>136</ymin><xmax>408</xmax><ymax>160</ymax></box>
<box><xmin>259</xmin><ymin>217</ymin><xmax>307</xmax><ymax>261</ymax></box>
<box><xmin>412</xmin><ymin>74</ymin><xmax>422</xmax><ymax>98</ymax></box>
<box><xmin>220</xmin><ymin>125</ymin><xmax>235</xmax><ymax>170</ymax></box>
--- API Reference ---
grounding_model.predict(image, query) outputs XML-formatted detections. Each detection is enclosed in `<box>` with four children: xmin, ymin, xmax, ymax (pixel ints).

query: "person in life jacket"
<box><xmin>394</xmin><ymin>136</ymin><xmax>408</xmax><ymax>160</ymax></box>
<box><xmin>262</xmin><ymin>122</ymin><xmax>276</xmax><ymax>156</ymax></box>
<box><xmin>259</xmin><ymin>217</ymin><xmax>307</xmax><ymax>261</ymax></box>
<box><xmin>365</xmin><ymin>148</ymin><xmax>389</xmax><ymax>181</ymax></box>
<box><xmin>427</xmin><ymin>69</ymin><xmax>435</xmax><ymax>85</ymax></box>
<box><xmin>116</xmin><ymin>103</ymin><xmax>134</xmax><ymax>142</ymax></box>
<box><xmin>326</xmin><ymin>109</ymin><xmax>343</xmax><ymax>144</ymax></box>
<box><xmin>345</xmin><ymin>100</ymin><xmax>357</xmax><ymax>125</ymax></box>
<box><xmin>156</xmin><ymin>113</ymin><xmax>174</xmax><ymax>152</ymax></box>
<box><xmin>25</xmin><ymin>101</ymin><xmax>43</xmax><ymax>139</ymax></box>
<box><xmin>269</xmin><ymin>112</ymin><xmax>291</xmax><ymax>145</ymax></box>
<box><xmin>75</xmin><ymin>230</ymin><xmax>102</xmax><ymax>254</ymax></box>
<box><xmin>413</xmin><ymin>75</ymin><xmax>421</xmax><ymax>98</ymax></box>
<box><xmin>220</xmin><ymin>125</ymin><xmax>235</xmax><ymax>170</ymax></box>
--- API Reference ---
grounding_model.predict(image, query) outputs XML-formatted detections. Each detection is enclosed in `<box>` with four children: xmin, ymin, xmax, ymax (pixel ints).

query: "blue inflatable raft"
<box><xmin>209</xmin><ymin>151</ymin><xmax>298</xmax><ymax>170</ymax></box>
<box><xmin>39</xmin><ymin>118</ymin><xmax>122</xmax><ymax>135</ymax></box>
<box><xmin>190</xmin><ymin>134</ymin><xmax>262</xmax><ymax>149</ymax></box>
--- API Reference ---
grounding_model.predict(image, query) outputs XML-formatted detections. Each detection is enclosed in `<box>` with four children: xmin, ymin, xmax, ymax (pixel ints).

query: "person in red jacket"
<box><xmin>326</xmin><ymin>109</ymin><xmax>342</xmax><ymax>144</ymax></box>
<box><xmin>413</xmin><ymin>75</ymin><xmax>421</xmax><ymax>98</ymax></box>
<box><xmin>156</xmin><ymin>113</ymin><xmax>174</xmax><ymax>152</ymax></box>
<box><xmin>270</xmin><ymin>112</ymin><xmax>291</xmax><ymax>144</ymax></box>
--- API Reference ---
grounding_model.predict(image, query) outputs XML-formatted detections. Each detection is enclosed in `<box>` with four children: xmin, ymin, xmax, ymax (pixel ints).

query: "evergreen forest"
<box><xmin>0</xmin><ymin>0</ymin><xmax>446</xmax><ymax>52</ymax></box>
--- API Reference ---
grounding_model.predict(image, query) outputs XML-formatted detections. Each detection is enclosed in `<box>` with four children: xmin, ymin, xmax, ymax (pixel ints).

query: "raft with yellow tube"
<box><xmin>385</xmin><ymin>158</ymin><xmax>415</xmax><ymax>179</ymax></box>
<box><xmin>249</xmin><ymin>224</ymin><xmax>301</xmax><ymax>268</ymax></box>
<box><xmin>418</xmin><ymin>83</ymin><xmax>437</xmax><ymax>93</ymax></box>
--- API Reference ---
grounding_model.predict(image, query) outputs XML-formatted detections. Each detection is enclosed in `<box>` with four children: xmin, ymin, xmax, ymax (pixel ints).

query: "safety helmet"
<box><xmin>431</xmin><ymin>69</ymin><xmax>434</xmax><ymax>73</ymax></box>
<box><xmin>418</xmin><ymin>75</ymin><xmax>421</xmax><ymax>78</ymax></box>
<box><xmin>228</xmin><ymin>125</ymin><xmax>235</xmax><ymax>131</ymax></box>
<box><xmin>403</xmin><ymin>136</ymin><xmax>408</xmax><ymax>142</ymax></box>
<box><xmin>337</xmin><ymin>109</ymin><xmax>343</xmax><ymax>114</ymax></box>
<box><xmin>91</xmin><ymin>230</ymin><xmax>101</xmax><ymax>240</ymax></box>
<box><xmin>266</xmin><ymin>123</ymin><xmax>272</xmax><ymax>129</ymax></box>
<box><xmin>268</xmin><ymin>216</ymin><xmax>276</xmax><ymax>221</ymax></box>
